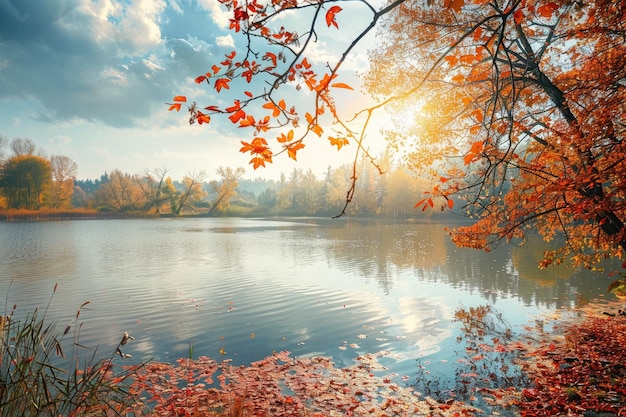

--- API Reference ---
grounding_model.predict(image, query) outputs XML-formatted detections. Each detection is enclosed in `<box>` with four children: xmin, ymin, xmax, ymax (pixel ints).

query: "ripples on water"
<box><xmin>0</xmin><ymin>218</ymin><xmax>617</xmax><ymax>382</ymax></box>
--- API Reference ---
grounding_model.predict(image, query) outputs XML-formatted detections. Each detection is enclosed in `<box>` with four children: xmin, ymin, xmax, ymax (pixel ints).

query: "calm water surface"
<box><xmin>0</xmin><ymin>217</ymin><xmax>617</xmax><ymax>382</ymax></box>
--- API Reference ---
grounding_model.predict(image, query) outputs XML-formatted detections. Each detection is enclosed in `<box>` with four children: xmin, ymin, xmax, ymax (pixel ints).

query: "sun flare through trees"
<box><xmin>168</xmin><ymin>0</ymin><xmax>625</xmax><ymax>269</ymax></box>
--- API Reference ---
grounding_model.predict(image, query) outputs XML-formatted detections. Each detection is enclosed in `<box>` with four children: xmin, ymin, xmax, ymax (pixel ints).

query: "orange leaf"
<box><xmin>239</xmin><ymin>115</ymin><xmax>256</xmax><ymax>127</ymax></box>
<box><xmin>195</xmin><ymin>75</ymin><xmax>207</xmax><ymax>83</ymax></box>
<box><xmin>286</xmin><ymin>142</ymin><xmax>305</xmax><ymax>161</ymax></box>
<box><xmin>469</xmin><ymin>141</ymin><xmax>484</xmax><ymax>154</ymax></box>
<box><xmin>240</xmin><ymin>137</ymin><xmax>269</xmax><ymax>155</ymax></box>
<box><xmin>211</xmin><ymin>64</ymin><xmax>221</xmax><ymax>75</ymax></box>
<box><xmin>263</xmin><ymin>52</ymin><xmax>277</xmax><ymax>67</ymax></box>
<box><xmin>445</xmin><ymin>56</ymin><xmax>458</xmax><ymax>66</ymax></box>
<box><xmin>311</xmin><ymin>124</ymin><xmax>323</xmax><ymax>137</ymax></box>
<box><xmin>263</xmin><ymin>101</ymin><xmax>281</xmax><ymax>117</ymax></box>
<box><xmin>229</xmin><ymin>109</ymin><xmax>246</xmax><ymax>123</ymax></box>
<box><xmin>443</xmin><ymin>0</ymin><xmax>464</xmax><ymax>13</ymax></box>
<box><xmin>331</xmin><ymin>82</ymin><xmax>353</xmax><ymax>90</ymax></box>
<box><xmin>537</xmin><ymin>2</ymin><xmax>558</xmax><ymax>18</ymax></box>
<box><xmin>250</xmin><ymin>157</ymin><xmax>267</xmax><ymax>169</ymax></box>
<box><xmin>451</xmin><ymin>74</ymin><xmax>465</xmax><ymax>83</ymax></box>
<box><xmin>325</xmin><ymin>5</ymin><xmax>342</xmax><ymax>28</ymax></box>
<box><xmin>244</xmin><ymin>91</ymin><xmax>253</xmax><ymax>97</ymax></box>
<box><xmin>471</xmin><ymin>109</ymin><xmax>484</xmax><ymax>123</ymax></box>
<box><xmin>473</xmin><ymin>27</ymin><xmax>483</xmax><ymax>42</ymax></box>
<box><xmin>225</xmin><ymin>101</ymin><xmax>241</xmax><ymax>113</ymax></box>
<box><xmin>168</xmin><ymin>103</ymin><xmax>182</xmax><ymax>112</ymax></box>
<box><xmin>460</xmin><ymin>54</ymin><xmax>476</xmax><ymax>64</ymax></box>
<box><xmin>173</xmin><ymin>96</ymin><xmax>187</xmax><ymax>102</ymax></box>
<box><xmin>447</xmin><ymin>198</ymin><xmax>454</xmax><ymax>209</ymax></box>
<box><xmin>277</xmin><ymin>130</ymin><xmax>294</xmax><ymax>143</ymax></box>
<box><xmin>215</xmin><ymin>78</ymin><xmax>231</xmax><ymax>92</ymax></box>
<box><xmin>513</xmin><ymin>9</ymin><xmax>524</xmax><ymax>24</ymax></box>
<box><xmin>315</xmin><ymin>73</ymin><xmax>337</xmax><ymax>92</ymax></box>
<box><xmin>196</xmin><ymin>111</ymin><xmax>210</xmax><ymax>125</ymax></box>
<box><xmin>328</xmin><ymin>136</ymin><xmax>349</xmax><ymax>150</ymax></box>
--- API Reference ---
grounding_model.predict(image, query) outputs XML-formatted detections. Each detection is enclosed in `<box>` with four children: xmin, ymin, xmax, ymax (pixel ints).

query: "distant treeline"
<box><xmin>0</xmin><ymin>136</ymin><xmax>468</xmax><ymax>220</ymax></box>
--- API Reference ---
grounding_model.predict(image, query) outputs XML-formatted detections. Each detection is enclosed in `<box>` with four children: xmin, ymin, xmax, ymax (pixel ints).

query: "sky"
<box><xmin>0</xmin><ymin>0</ymin><xmax>388</xmax><ymax>181</ymax></box>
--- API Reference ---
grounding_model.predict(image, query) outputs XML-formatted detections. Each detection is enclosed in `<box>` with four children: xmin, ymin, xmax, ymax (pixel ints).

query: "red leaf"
<box><xmin>215</xmin><ymin>78</ymin><xmax>231</xmax><ymax>92</ymax></box>
<box><xmin>195</xmin><ymin>75</ymin><xmax>207</xmax><ymax>84</ymax></box>
<box><xmin>229</xmin><ymin>109</ymin><xmax>246</xmax><ymax>123</ymax></box>
<box><xmin>325</xmin><ymin>5</ymin><xmax>342</xmax><ymax>28</ymax></box>
<box><xmin>513</xmin><ymin>9</ymin><xmax>524</xmax><ymax>24</ymax></box>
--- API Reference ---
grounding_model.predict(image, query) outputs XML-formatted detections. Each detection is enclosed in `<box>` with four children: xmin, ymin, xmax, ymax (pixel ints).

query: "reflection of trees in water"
<box><xmin>442</xmin><ymin>234</ymin><xmax>617</xmax><ymax>309</ymax></box>
<box><xmin>297</xmin><ymin>219</ymin><xmax>617</xmax><ymax>308</ymax></box>
<box><xmin>318</xmin><ymin>221</ymin><xmax>447</xmax><ymax>294</ymax></box>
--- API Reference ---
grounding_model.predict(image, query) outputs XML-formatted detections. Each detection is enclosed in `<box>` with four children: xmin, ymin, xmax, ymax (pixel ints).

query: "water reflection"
<box><xmin>0</xmin><ymin>218</ymin><xmax>619</xmax><ymax>378</ymax></box>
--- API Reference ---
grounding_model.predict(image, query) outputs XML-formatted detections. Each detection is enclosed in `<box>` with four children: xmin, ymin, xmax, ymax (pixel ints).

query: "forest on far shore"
<box><xmin>0</xmin><ymin>136</ymin><xmax>465</xmax><ymax>220</ymax></box>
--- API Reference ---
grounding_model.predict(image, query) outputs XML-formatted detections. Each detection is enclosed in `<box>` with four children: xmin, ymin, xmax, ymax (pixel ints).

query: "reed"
<box><xmin>0</xmin><ymin>285</ymin><xmax>141</xmax><ymax>416</ymax></box>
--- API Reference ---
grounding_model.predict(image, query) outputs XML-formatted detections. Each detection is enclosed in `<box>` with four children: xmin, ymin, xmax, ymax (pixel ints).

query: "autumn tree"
<box><xmin>10</xmin><ymin>137</ymin><xmax>37</xmax><ymax>157</ymax></box>
<box><xmin>0</xmin><ymin>135</ymin><xmax>8</xmax><ymax>163</ymax></box>
<box><xmin>0</xmin><ymin>155</ymin><xmax>51</xmax><ymax>209</ymax></box>
<box><xmin>208</xmin><ymin>167</ymin><xmax>246</xmax><ymax>215</ymax></box>
<box><xmin>169</xmin><ymin>0</ymin><xmax>625</xmax><ymax>268</ymax></box>
<box><xmin>137</xmin><ymin>167</ymin><xmax>171</xmax><ymax>213</ymax></box>
<box><xmin>170</xmin><ymin>171</ymin><xmax>207</xmax><ymax>215</ymax></box>
<box><xmin>95</xmin><ymin>169</ymin><xmax>145</xmax><ymax>212</ymax></box>
<box><xmin>367</xmin><ymin>0</ymin><xmax>626</xmax><ymax>268</ymax></box>
<box><xmin>47</xmin><ymin>155</ymin><xmax>78</xmax><ymax>209</ymax></box>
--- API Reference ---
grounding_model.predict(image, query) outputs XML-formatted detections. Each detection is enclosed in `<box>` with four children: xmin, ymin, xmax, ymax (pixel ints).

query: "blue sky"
<box><xmin>0</xmin><ymin>0</ymin><xmax>383</xmax><ymax>181</ymax></box>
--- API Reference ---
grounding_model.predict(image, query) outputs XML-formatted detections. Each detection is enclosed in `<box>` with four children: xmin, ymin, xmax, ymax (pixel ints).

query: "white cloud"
<box><xmin>168</xmin><ymin>0</ymin><xmax>183</xmax><ymax>14</ymax></box>
<box><xmin>117</xmin><ymin>0</ymin><xmax>167</xmax><ymax>54</ymax></box>
<box><xmin>197</xmin><ymin>0</ymin><xmax>230</xmax><ymax>30</ymax></box>
<box><xmin>216</xmin><ymin>34</ymin><xmax>235</xmax><ymax>48</ymax></box>
<box><xmin>72</xmin><ymin>0</ymin><xmax>167</xmax><ymax>55</ymax></box>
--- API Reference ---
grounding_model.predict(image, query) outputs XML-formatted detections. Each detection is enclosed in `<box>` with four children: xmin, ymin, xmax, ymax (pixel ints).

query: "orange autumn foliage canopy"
<box><xmin>166</xmin><ymin>0</ymin><xmax>626</xmax><ymax>268</ymax></box>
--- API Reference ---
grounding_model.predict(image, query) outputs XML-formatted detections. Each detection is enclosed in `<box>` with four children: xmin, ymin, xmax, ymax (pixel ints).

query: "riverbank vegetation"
<box><xmin>0</xmin><ymin>286</ymin><xmax>139</xmax><ymax>416</ymax></box>
<box><xmin>0</xmin><ymin>136</ymin><xmax>449</xmax><ymax>220</ymax></box>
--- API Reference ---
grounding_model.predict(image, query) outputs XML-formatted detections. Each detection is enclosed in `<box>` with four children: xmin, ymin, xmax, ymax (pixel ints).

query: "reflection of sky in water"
<box><xmin>0</xmin><ymin>218</ymin><xmax>618</xmax><ymax>380</ymax></box>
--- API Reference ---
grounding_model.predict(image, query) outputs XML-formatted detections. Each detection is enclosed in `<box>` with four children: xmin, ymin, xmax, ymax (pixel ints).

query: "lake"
<box><xmin>0</xmin><ymin>217</ymin><xmax>618</xmax><ymax>395</ymax></box>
